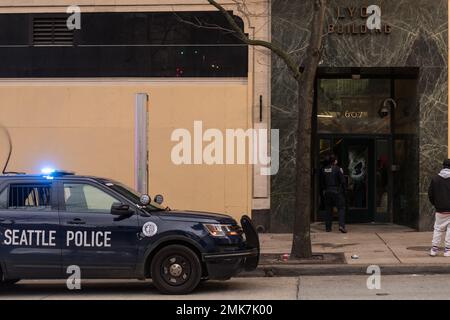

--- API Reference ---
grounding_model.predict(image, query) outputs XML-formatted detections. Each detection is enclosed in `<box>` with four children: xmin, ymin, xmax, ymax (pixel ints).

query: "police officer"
<box><xmin>320</xmin><ymin>154</ymin><xmax>347</xmax><ymax>233</ymax></box>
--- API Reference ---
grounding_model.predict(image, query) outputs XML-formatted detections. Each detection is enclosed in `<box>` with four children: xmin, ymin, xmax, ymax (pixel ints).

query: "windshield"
<box><xmin>103</xmin><ymin>180</ymin><xmax>166</xmax><ymax>211</ymax></box>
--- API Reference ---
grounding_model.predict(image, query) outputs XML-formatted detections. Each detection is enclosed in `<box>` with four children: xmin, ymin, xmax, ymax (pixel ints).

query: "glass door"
<box><xmin>338</xmin><ymin>138</ymin><xmax>375</xmax><ymax>223</ymax></box>
<box><xmin>315</xmin><ymin>136</ymin><xmax>392</xmax><ymax>224</ymax></box>
<box><xmin>375</xmin><ymin>139</ymin><xmax>392</xmax><ymax>222</ymax></box>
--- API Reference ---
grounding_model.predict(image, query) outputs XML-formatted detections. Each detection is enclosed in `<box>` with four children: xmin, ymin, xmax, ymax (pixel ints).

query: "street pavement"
<box><xmin>260</xmin><ymin>223</ymin><xmax>449</xmax><ymax>265</ymax></box>
<box><xmin>298</xmin><ymin>274</ymin><xmax>450</xmax><ymax>300</ymax></box>
<box><xmin>2</xmin><ymin>275</ymin><xmax>450</xmax><ymax>300</ymax></box>
<box><xmin>0</xmin><ymin>278</ymin><xmax>298</xmax><ymax>300</ymax></box>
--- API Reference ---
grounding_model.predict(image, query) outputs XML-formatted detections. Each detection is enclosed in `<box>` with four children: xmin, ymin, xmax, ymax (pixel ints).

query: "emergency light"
<box><xmin>41</xmin><ymin>167</ymin><xmax>55</xmax><ymax>175</ymax></box>
<box><xmin>40</xmin><ymin>167</ymin><xmax>75</xmax><ymax>178</ymax></box>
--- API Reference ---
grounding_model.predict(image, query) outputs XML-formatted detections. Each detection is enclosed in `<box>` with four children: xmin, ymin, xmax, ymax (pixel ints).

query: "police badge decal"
<box><xmin>142</xmin><ymin>222</ymin><xmax>158</xmax><ymax>237</ymax></box>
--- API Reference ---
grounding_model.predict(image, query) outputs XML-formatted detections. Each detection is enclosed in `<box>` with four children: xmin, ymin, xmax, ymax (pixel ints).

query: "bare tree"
<box><xmin>179</xmin><ymin>0</ymin><xmax>327</xmax><ymax>258</ymax></box>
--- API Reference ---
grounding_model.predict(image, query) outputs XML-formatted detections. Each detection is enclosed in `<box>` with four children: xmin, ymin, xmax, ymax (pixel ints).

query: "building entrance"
<box><xmin>313</xmin><ymin>68</ymin><xmax>420</xmax><ymax>227</ymax></box>
<box><xmin>316</xmin><ymin>136</ymin><xmax>391</xmax><ymax>223</ymax></box>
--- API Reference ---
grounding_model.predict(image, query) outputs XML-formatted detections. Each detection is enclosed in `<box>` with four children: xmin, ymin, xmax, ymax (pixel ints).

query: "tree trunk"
<box><xmin>290</xmin><ymin>0</ymin><xmax>326</xmax><ymax>259</ymax></box>
<box><xmin>291</xmin><ymin>79</ymin><xmax>314</xmax><ymax>258</ymax></box>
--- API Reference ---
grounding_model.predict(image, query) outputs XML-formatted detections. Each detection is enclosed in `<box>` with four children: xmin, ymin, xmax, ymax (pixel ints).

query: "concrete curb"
<box><xmin>238</xmin><ymin>264</ymin><xmax>450</xmax><ymax>277</ymax></box>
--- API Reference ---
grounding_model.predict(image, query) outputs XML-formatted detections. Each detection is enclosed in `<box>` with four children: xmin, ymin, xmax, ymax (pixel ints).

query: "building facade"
<box><xmin>0</xmin><ymin>0</ymin><xmax>271</xmax><ymax>222</ymax></box>
<box><xmin>0</xmin><ymin>0</ymin><xmax>448</xmax><ymax>232</ymax></box>
<box><xmin>271</xmin><ymin>0</ymin><xmax>449</xmax><ymax>232</ymax></box>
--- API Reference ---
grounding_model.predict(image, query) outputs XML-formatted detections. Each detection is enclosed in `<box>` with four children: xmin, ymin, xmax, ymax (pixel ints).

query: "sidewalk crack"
<box><xmin>376</xmin><ymin>233</ymin><xmax>401</xmax><ymax>263</ymax></box>
<box><xmin>296</xmin><ymin>276</ymin><xmax>301</xmax><ymax>300</ymax></box>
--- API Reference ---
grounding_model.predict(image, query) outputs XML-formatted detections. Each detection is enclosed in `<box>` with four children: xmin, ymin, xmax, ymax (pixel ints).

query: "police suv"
<box><xmin>0</xmin><ymin>170</ymin><xmax>259</xmax><ymax>294</ymax></box>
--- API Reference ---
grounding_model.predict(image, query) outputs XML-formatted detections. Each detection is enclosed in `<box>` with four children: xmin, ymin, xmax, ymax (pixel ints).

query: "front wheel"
<box><xmin>150</xmin><ymin>245</ymin><xmax>202</xmax><ymax>294</ymax></box>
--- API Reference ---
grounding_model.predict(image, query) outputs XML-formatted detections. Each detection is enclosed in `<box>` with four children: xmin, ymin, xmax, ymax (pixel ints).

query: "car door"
<box><xmin>0</xmin><ymin>179</ymin><xmax>62</xmax><ymax>279</ymax></box>
<box><xmin>58</xmin><ymin>179</ymin><xmax>139</xmax><ymax>278</ymax></box>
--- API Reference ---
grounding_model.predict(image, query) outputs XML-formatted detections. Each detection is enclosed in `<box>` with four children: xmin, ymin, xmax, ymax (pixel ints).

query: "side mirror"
<box><xmin>140</xmin><ymin>194</ymin><xmax>151</xmax><ymax>205</ymax></box>
<box><xmin>111</xmin><ymin>202</ymin><xmax>130</xmax><ymax>215</ymax></box>
<box><xmin>154</xmin><ymin>194</ymin><xmax>164</xmax><ymax>205</ymax></box>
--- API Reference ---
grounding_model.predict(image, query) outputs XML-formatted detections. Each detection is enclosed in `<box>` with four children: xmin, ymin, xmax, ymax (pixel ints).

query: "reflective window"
<box><xmin>64</xmin><ymin>183</ymin><xmax>119</xmax><ymax>213</ymax></box>
<box><xmin>376</xmin><ymin>140</ymin><xmax>389</xmax><ymax>213</ymax></box>
<box><xmin>317</xmin><ymin>79</ymin><xmax>391</xmax><ymax>134</ymax></box>
<box><xmin>78</xmin><ymin>12</ymin><xmax>245</xmax><ymax>45</ymax></box>
<box><xmin>0</xmin><ymin>187</ymin><xmax>7</xmax><ymax>209</ymax></box>
<box><xmin>0</xmin><ymin>12</ymin><xmax>248</xmax><ymax>78</ymax></box>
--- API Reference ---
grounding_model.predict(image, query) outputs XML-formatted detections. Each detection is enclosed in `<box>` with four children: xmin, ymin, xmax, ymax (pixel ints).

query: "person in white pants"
<box><xmin>431</xmin><ymin>213</ymin><xmax>450</xmax><ymax>256</ymax></box>
<box><xmin>429</xmin><ymin>159</ymin><xmax>450</xmax><ymax>257</ymax></box>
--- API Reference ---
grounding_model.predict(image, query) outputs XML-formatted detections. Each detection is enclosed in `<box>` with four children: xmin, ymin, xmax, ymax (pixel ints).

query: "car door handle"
<box><xmin>0</xmin><ymin>218</ymin><xmax>12</xmax><ymax>224</ymax></box>
<box><xmin>67</xmin><ymin>218</ymin><xmax>86</xmax><ymax>225</ymax></box>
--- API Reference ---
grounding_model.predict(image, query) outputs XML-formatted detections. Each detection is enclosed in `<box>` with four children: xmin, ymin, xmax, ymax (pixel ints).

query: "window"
<box><xmin>0</xmin><ymin>12</ymin><xmax>248</xmax><ymax>77</ymax></box>
<box><xmin>317</xmin><ymin>79</ymin><xmax>391</xmax><ymax>134</ymax></box>
<box><xmin>0</xmin><ymin>187</ymin><xmax>7</xmax><ymax>209</ymax></box>
<box><xmin>6</xmin><ymin>183</ymin><xmax>51</xmax><ymax>210</ymax></box>
<box><xmin>64</xmin><ymin>183</ymin><xmax>119</xmax><ymax>213</ymax></box>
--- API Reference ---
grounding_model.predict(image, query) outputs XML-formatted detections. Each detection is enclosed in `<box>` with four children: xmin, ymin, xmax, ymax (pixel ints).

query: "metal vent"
<box><xmin>33</xmin><ymin>17</ymin><xmax>74</xmax><ymax>46</ymax></box>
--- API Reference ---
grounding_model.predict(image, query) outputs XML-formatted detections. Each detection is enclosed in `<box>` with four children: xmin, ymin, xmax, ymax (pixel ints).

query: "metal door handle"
<box><xmin>0</xmin><ymin>218</ymin><xmax>12</xmax><ymax>224</ymax></box>
<box><xmin>67</xmin><ymin>218</ymin><xmax>85</xmax><ymax>225</ymax></box>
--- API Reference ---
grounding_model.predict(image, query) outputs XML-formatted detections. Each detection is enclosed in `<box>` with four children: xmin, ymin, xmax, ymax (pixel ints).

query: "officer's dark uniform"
<box><xmin>320</xmin><ymin>163</ymin><xmax>346</xmax><ymax>231</ymax></box>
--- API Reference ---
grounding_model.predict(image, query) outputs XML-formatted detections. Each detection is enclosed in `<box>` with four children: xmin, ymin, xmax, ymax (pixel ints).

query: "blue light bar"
<box><xmin>41</xmin><ymin>167</ymin><xmax>55</xmax><ymax>175</ymax></box>
<box><xmin>40</xmin><ymin>168</ymin><xmax>75</xmax><ymax>178</ymax></box>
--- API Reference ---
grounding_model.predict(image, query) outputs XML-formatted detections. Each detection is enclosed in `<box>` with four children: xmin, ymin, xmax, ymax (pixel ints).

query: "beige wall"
<box><xmin>0</xmin><ymin>79</ymin><xmax>251</xmax><ymax>219</ymax></box>
<box><xmin>0</xmin><ymin>0</ymin><xmax>272</xmax><ymax>219</ymax></box>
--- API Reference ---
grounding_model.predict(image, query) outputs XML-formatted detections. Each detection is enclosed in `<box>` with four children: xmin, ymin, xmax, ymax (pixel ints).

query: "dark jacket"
<box><xmin>320</xmin><ymin>164</ymin><xmax>346</xmax><ymax>194</ymax></box>
<box><xmin>428</xmin><ymin>169</ymin><xmax>450</xmax><ymax>213</ymax></box>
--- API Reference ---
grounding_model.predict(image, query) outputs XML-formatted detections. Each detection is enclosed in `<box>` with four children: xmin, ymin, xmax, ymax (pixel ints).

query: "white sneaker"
<box><xmin>430</xmin><ymin>246</ymin><xmax>439</xmax><ymax>256</ymax></box>
<box><xmin>445</xmin><ymin>249</ymin><xmax>450</xmax><ymax>257</ymax></box>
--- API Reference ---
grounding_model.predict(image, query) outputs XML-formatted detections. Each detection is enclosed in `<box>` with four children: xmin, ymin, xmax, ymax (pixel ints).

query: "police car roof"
<box><xmin>0</xmin><ymin>172</ymin><xmax>105</xmax><ymax>181</ymax></box>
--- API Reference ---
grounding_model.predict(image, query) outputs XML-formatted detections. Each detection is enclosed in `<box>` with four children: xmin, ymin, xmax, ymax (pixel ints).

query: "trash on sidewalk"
<box><xmin>281</xmin><ymin>253</ymin><xmax>290</xmax><ymax>262</ymax></box>
<box><xmin>351</xmin><ymin>254</ymin><xmax>359</xmax><ymax>260</ymax></box>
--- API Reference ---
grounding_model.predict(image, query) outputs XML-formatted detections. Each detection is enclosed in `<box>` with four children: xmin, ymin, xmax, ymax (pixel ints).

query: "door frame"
<box><xmin>314</xmin><ymin>134</ymin><xmax>393</xmax><ymax>224</ymax></box>
<box><xmin>312</xmin><ymin>67</ymin><xmax>420</xmax><ymax>227</ymax></box>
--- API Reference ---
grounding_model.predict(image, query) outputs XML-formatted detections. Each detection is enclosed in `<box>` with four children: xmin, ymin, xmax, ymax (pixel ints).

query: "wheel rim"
<box><xmin>161</xmin><ymin>254</ymin><xmax>191</xmax><ymax>286</ymax></box>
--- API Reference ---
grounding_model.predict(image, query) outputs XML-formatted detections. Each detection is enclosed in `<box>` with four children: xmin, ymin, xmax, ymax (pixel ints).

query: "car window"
<box><xmin>103</xmin><ymin>181</ymin><xmax>165</xmax><ymax>211</ymax></box>
<box><xmin>64</xmin><ymin>183</ymin><xmax>119</xmax><ymax>213</ymax></box>
<box><xmin>0</xmin><ymin>187</ymin><xmax>7</xmax><ymax>209</ymax></box>
<box><xmin>5</xmin><ymin>183</ymin><xmax>51</xmax><ymax>211</ymax></box>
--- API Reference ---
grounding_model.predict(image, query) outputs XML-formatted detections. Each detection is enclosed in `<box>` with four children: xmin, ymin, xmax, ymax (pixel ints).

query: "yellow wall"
<box><xmin>0</xmin><ymin>80</ymin><xmax>251</xmax><ymax>219</ymax></box>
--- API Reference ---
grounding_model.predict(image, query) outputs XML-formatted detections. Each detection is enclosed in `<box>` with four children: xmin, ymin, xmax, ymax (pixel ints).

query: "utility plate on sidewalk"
<box><xmin>407</xmin><ymin>246</ymin><xmax>439</xmax><ymax>252</ymax></box>
<box><xmin>259</xmin><ymin>253</ymin><xmax>346</xmax><ymax>265</ymax></box>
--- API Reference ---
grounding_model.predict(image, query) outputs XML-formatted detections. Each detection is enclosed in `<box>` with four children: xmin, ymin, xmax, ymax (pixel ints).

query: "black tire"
<box><xmin>150</xmin><ymin>244</ymin><xmax>202</xmax><ymax>294</ymax></box>
<box><xmin>0</xmin><ymin>269</ymin><xmax>19</xmax><ymax>287</ymax></box>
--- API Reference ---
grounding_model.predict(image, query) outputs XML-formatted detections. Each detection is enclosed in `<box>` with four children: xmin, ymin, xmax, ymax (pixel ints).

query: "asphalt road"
<box><xmin>1</xmin><ymin>275</ymin><xmax>450</xmax><ymax>300</ymax></box>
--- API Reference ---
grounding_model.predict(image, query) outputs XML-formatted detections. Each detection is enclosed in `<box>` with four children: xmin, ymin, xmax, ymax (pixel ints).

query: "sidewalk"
<box><xmin>243</xmin><ymin>223</ymin><xmax>450</xmax><ymax>277</ymax></box>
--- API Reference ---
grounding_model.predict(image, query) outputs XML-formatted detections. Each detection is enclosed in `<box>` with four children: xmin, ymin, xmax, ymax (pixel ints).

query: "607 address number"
<box><xmin>344</xmin><ymin>111</ymin><xmax>363</xmax><ymax>118</ymax></box>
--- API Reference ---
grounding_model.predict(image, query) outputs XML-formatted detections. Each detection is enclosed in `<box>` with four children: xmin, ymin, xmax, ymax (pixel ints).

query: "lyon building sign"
<box><xmin>328</xmin><ymin>5</ymin><xmax>392</xmax><ymax>35</ymax></box>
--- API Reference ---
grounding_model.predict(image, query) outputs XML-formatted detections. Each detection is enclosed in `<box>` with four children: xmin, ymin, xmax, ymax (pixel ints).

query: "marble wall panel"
<box><xmin>271</xmin><ymin>0</ymin><xmax>448</xmax><ymax>231</ymax></box>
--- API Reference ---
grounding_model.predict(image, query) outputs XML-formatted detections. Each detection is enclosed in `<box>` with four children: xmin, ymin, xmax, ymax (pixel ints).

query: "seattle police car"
<box><xmin>0</xmin><ymin>169</ymin><xmax>259</xmax><ymax>294</ymax></box>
